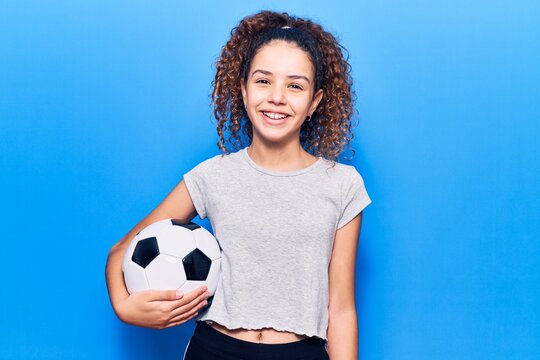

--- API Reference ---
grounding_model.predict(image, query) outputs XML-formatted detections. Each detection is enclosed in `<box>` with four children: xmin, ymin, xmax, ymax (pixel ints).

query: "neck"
<box><xmin>247</xmin><ymin>141</ymin><xmax>317</xmax><ymax>172</ymax></box>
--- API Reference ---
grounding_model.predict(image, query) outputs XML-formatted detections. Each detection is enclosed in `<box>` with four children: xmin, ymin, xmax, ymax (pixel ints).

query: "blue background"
<box><xmin>1</xmin><ymin>1</ymin><xmax>539</xmax><ymax>359</ymax></box>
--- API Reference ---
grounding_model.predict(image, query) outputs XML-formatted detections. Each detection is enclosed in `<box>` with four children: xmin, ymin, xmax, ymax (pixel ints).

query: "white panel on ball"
<box><xmin>123</xmin><ymin>259</ymin><xmax>149</xmax><ymax>293</ymax></box>
<box><xmin>136</xmin><ymin>219</ymin><xmax>169</xmax><ymax>238</ymax></box>
<box><xmin>180</xmin><ymin>280</ymin><xmax>207</xmax><ymax>294</ymax></box>
<box><xmin>145</xmin><ymin>254</ymin><xmax>187</xmax><ymax>290</ymax></box>
<box><xmin>205</xmin><ymin>258</ymin><xmax>222</xmax><ymax>296</ymax></box>
<box><xmin>155</xmin><ymin>226</ymin><xmax>197</xmax><ymax>258</ymax></box>
<box><xmin>193</xmin><ymin>229</ymin><xmax>221</xmax><ymax>261</ymax></box>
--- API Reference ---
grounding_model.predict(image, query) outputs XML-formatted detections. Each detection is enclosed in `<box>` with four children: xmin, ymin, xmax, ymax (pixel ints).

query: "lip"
<box><xmin>260</xmin><ymin>111</ymin><xmax>290</xmax><ymax>125</ymax></box>
<box><xmin>261</xmin><ymin>110</ymin><xmax>290</xmax><ymax>116</ymax></box>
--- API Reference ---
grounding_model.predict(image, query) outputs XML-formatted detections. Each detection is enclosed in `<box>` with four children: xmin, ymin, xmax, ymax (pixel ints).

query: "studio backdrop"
<box><xmin>0</xmin><ymin>0</ymin><xmax>538</xmax><ymax>359</ymax></box>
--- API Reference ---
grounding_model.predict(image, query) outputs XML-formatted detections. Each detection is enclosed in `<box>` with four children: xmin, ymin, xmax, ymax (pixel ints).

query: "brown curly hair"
<box><xmin>211</xmin><ymin>10</ymin><xmax>359</xmax><ymax>163</ymax></box>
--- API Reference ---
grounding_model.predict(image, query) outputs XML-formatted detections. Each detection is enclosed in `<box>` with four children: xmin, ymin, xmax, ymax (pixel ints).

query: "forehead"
<box><xmin>250</xmin><ymin>40</ymin><xmax>314</xmax><ymax>79</ymax></box>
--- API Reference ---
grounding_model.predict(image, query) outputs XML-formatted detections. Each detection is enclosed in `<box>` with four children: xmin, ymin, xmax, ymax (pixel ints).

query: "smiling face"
<box><xmin>241</xmin><ymin>40</ymin><xmax>323</xmax><ymax>147</ymax></box>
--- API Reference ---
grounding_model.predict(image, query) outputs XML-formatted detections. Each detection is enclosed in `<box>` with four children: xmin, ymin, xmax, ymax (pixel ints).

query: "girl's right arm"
<box><xmin>105</xmin><ymin>178</ymin><xmax>210</xmax><ymax>329</ymax></box>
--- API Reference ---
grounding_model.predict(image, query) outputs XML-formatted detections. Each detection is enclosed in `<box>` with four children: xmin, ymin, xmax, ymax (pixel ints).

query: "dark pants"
<box><xmin>183</xmin><ymin>321</ymin><xmax>330</xmax><ymax>360</ymax></box>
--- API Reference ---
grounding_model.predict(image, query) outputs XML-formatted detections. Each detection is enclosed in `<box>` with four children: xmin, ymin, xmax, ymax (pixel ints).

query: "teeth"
<box><xmin>263</xmin><ymin>111</ymin><xmax>288</xmax><ymax>120</ymax></box>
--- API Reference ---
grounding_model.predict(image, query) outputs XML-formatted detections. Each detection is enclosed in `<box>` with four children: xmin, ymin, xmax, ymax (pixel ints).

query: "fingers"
<box><xmin>168</xmin><ymin>288</ymin><xmax>209</xmax><ymax>318</ymax></box>
<box><xmin>167</xmin><ymin>295</ymin><xmax>209</xmax><ymax>326</ymax></box>
<box><xmin>166</xmin><ymin>286</ymin><xmax>208</xmax><ymax>310</ymax></box>
<box><xmin>136</xmin><ymin>286</ymin><xmax>209</xmax><ymax>330</ymax></box>
<box><xmin>146</xmin><ymin>285</ymin><xmax>208</xmax><ymax>302</ymax></box>
<box><xmin>164</xmin><ymin>311</ymin><xmax>199</xmax><ymax>329</ymax></box>
<box><xmin>159</xmin><ymin>288</ymin><xmax>209</xmax><ymax>329</ymax></box>
<box><xmin>169</xmin><ymin>290</ymin><xmax>209</xmax><ymax>322</ymax></box>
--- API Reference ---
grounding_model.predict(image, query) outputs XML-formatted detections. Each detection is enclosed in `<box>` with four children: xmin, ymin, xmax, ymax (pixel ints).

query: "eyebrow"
<box><xmin>251</xmin><ymin>69</ymin><xmax>311</xmax><ymax>84</ymax></box>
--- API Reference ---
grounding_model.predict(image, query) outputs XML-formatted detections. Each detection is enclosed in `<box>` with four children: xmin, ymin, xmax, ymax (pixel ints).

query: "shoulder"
<box><xmin>319</xmin><ymin>158</ymin><xmax>361</xmax><ymax>181</ymax></box>
<box><xmin>198</xmin><ymin>153</ymin><xmax>224</xmax><ymax>167</ymax></box>
<box><xmin>318</xmin><ymin>160</ymin><xmax>368</xmax><ymax>199</ymax></box>
<box><xmin>206</xmin><ymin>150</ymin><xmax>240</xmax><ymax>168</ymax></box>
<box><xmin>187</xmin><ymin>150</ymin><xmax>240</xmax><ymax>173</ymax></box>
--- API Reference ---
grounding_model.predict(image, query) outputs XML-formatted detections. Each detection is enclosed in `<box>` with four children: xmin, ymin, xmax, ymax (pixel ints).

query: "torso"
<box><xmin>206</xmin><ymin>320</ymin><xmax>309</xmax><ymax>344</ymax></box>
<box><xmin>204</xmin><ymin>149</ymin><xmax>318</xmax><ymax>344</ymax></box>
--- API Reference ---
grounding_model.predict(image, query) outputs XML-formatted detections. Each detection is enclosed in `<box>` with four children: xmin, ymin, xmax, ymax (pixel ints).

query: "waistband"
<box><xmin>192</xmin><ymin>320</ymin><xmax>326</xmax><ymax>357</ymax></box>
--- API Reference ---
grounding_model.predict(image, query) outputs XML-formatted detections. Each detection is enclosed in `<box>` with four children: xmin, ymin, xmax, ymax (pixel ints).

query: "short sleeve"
<box><xmin>337</xmin><ymin>167</ymin><xmax>372</xmax><ymax>229</ymax></box>
<box><xmin>183</xmin><ymin>162</ymin><xmax>209</xmax><ymax>220</ymax></box>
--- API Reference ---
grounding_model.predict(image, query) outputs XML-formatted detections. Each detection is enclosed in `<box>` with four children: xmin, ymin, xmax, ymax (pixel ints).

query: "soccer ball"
<box><xmin>122</xmin><ymin>219</ymin><xmax>222</xmax><ymax>301</ymax></box>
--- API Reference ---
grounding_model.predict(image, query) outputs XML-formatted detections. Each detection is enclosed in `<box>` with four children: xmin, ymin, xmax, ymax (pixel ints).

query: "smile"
<box><xmin>262</xmin><ymin>111</ymin><xmax>289</xmax><ymax>120</ymax></box>
<box><xmin>261</xmin><ymin>111</ymin><xmax>290</xmax><ymax>125</ymax></box>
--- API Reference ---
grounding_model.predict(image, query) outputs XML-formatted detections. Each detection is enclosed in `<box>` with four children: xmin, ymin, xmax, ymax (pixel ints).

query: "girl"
<box><xmin>106</xmin><ymin>10</ymin><xmax>372</xmax><ymax>360</ymax></box>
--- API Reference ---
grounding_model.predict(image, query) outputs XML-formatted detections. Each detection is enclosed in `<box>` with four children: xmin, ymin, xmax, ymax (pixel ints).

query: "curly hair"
<box><xmin>211</xmin><ymin>10</ymin><xmax>359</xmax><ymax>163</ymax></box>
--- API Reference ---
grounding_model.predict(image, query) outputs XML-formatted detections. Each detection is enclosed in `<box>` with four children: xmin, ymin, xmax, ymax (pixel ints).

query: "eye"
<box><xmin>255</xmin><ymin>79</ymin><xmax>269</xmax><ymax>84</ymax></box>
<box><xmin>290</xmin><ymin>83</ymin><xmax>303</xmax><ymax>90</ymax></box>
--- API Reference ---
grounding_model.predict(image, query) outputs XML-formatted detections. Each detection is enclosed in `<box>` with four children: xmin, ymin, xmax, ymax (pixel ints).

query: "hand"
<box><xmin>115</xmin><ymin>285</ymin><xmax>210</xmax><ymax>330</ymax></box>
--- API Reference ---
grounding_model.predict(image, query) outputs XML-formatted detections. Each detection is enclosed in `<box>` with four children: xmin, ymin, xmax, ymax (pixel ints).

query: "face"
<box><xmin>240</xmin><ymin>40</ymin><xmax>323</xmax><ymax>146</ymax></box>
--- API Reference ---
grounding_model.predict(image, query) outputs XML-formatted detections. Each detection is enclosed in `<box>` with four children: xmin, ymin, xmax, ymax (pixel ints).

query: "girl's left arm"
<box><xmin>326</xmin><ymin>212</ymin><xmax>363</xmax><ymax>360</ymax></box>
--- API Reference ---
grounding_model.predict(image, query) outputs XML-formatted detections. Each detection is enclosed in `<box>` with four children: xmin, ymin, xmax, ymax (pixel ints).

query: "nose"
<box><xmin>268</xmin><ymin>84</ymin><xmax>286</xmax><ymax>104</ymax></box>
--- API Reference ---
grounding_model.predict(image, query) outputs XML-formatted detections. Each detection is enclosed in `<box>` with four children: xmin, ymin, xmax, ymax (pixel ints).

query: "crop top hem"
<box><xmin>196</xmin><ymin>317</ymin><xmax>328</xmax><ymax>342</ymax></box>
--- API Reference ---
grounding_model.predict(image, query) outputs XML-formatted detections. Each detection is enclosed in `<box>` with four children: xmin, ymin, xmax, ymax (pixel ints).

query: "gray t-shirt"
<box><xmin>183</xmin><ymin>146</ymin><xmax>372</xmax><ymax>341</ymax></box>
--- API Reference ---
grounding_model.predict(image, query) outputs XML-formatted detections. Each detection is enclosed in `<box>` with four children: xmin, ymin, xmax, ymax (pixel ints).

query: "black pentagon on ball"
<box><xmin>171</xmin><ymin>219</ymin><xmax>201</xmax><ymax>230</ymax></box>
<box><xmin>132</xmin><ymin>237</ymin><xmax>160</xmax><ymax>269</ymax></box>
<box><xmin>182</xmin><ymin>248</ymin><xmax>212</xmax><ymax>280</ymax></box>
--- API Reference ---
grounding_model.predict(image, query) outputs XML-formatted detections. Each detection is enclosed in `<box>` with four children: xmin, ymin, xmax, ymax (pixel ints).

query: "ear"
<box><xmin>240</xmin><ymin>79</ymin><xmax>247</xmax><ymax>108</ymax></box>
<box><xmin>309</xmin><ymin>89</ymin><xmax>324</xmax><ymax>115</ymax></box>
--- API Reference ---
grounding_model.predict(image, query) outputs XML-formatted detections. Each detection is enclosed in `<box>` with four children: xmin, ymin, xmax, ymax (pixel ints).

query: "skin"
<box><xmin>106</xmin><ymin>39</ymin><xmax>363</xmax><ymax>356</ymax></box>
<box><xmin>240</xmin><ymin>40</ymin><xmax>324</xmax><ymax>171</ymax></box>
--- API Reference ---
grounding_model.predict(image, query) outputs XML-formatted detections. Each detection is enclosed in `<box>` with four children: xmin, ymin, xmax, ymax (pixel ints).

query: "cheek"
<box><xmin>245</xmin><ymin>92</ymin><xmax>266</xmax><ymax>109</ymax></box>
<box><xmin>289</xmin><ymin>96</ymin><xmax>311</xmax><ymax>112</ymax></box>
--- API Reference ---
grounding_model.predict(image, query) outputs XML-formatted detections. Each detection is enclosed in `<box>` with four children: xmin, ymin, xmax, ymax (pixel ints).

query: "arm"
<box><xmin>326</xmin><ymin>212</ymin><xmax>363</xmax><ymax>359</ymax></box>
<box><xmin>105</xmin><ymin>178</ymin><xmax>208</xmax><ymax>328</ymax></box>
